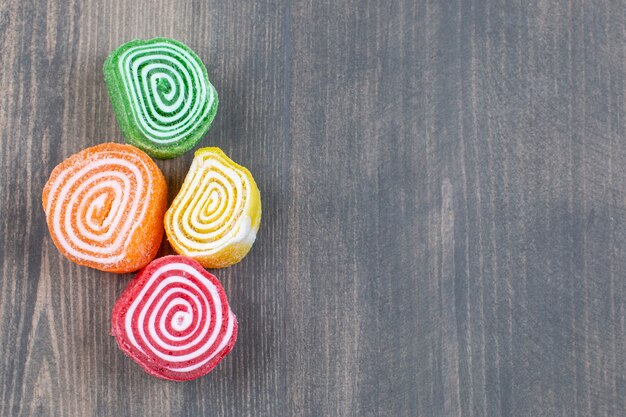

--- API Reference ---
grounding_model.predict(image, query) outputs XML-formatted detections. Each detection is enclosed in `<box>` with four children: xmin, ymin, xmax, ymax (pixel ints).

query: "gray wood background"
<box><xmin>1</xmin><ymin>0</ymin><xmax>625</xmax><ymax>416</ymax></box>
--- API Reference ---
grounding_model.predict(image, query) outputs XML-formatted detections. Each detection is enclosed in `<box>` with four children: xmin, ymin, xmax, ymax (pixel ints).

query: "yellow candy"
<box><xmin>165</xmin><ymin>147</ymin><xmax>261</xmax><ymax>268</ymax></box>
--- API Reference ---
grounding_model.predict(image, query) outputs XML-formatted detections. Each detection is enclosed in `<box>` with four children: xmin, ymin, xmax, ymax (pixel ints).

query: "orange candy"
<box><xmin>42</xmin><ymin>143</ymin><xmax>168</xmax><ymax>273</ymax></box>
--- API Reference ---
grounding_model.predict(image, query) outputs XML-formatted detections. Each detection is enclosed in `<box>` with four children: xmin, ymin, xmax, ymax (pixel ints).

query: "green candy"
<box><xmin>104</xmin><ymin>38</ymin><xmax>218</xmax><ymax>159</ymax></box>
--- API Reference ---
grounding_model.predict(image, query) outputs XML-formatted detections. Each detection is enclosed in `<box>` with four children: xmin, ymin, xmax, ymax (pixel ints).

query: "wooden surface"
<box><xmin>1</xmin><ymin>0</ymin><xmax>625</xmax><ymax>416</ymax></box>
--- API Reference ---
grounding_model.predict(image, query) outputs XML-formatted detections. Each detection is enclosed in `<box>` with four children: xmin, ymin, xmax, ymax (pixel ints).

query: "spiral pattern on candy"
<box><xmin>42</xmin><ymin>143</ymin><xmax>168</xmax><ymax>273</ymax></box>
<box><xmin>165</xmin><ymin>147</ymin><xmax>262</xmax><ymax>268</ymax></box>
<box><xmin>104</xmin><ymin>38</ymin><xmax>218</xmax><ymax>159</ymax></box>
<box><xmin>111</xmin><ymin>256</ymin><xmax>238</xmax><ymax>380</ymax></box>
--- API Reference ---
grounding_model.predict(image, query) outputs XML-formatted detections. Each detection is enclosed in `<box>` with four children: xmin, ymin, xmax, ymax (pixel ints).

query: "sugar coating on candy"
<box><xmin>111</xmin><ymin>255</ymin><xmax>238</xmax><ymax>381</ymax></box>
<box><xmin>165</xmin><ymin>147</ymin><xmax>262</xmax><ymax>268</ymax></box>
<box><xmin>42</xmin><ymin>143</ymin><xmax>167</xmax><ymax>273</ymax></box>
<box><xmin>104</xmin><ymin>38</ymin><xmax>218</xmax><ymax>159</ymax></box>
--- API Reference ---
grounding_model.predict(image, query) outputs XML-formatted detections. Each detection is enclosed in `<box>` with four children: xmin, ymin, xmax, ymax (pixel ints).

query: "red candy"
<box><xmin>111</xmin><ymin>256</ymin><xmax>238</xmax><ymax>380</ymax></box>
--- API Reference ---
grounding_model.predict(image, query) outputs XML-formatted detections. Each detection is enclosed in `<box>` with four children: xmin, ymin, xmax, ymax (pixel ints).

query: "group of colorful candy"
<box><xmin>41</xmin><ymin>38</ymin><xmax>261</xmax><ymax>381</ymax></box>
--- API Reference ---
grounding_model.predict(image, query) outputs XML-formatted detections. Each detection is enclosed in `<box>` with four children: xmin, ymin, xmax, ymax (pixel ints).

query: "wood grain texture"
<box><xmin>0</xmin><ymin>0</ymin><xmax>625</xmax><ymax>416</ymax></box>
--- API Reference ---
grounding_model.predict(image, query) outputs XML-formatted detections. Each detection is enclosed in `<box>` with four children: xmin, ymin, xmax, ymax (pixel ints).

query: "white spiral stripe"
<box><xmin>174</xmin><ymin>310</ymin><xmax>235</xmax><ymax>373</ymax></box>
<box><xmin>170</xmin><ymin>310</ymin><xmax>193</xmax><ymax>332</ymax></box>
<box><xmin>138</xmin><ymin>277</ymin><xmax>212</xmax><ymax>355</ymax></box>
<box><xmin>83</xmin><ymin>193</ymin><xmax>116</xmax><ymax>233</ymax></box>
<box><xmin>63</xmin><ymin>165</ymin><xmax>137</xmax><ymax>252</ymax></box>
<box><xmin>124</xmin><ymin>263</ymin><xmax>233</xmax><ymax>371</ymax></box>
<box><xmin>139</xmin><ymin>60</ymin><xmax>193</xmax><ymax>122</ymax></box>
<box><xmin>158</xmin><ymin>296</ymin><xmax>197</xmax><ymax>341</ymax></box>
<box><xmin>147</xmin><ymin>70</ymin><xmax>182</xmax><ymax>113</ymax></box>
<box><xmin>46</xmin><ymin>155</ymin><xmax>152</xmax><ymax>263</ymax></box>
<box><xmin>118</xmin><ymin>42</ymin><xmax>215</xmax><ymax>144</ymax></box>
<box><xmin>150</xmin><ymin>286</ymin><xmax>206</xmax><ymax>346</ymax></box>
<box><xmin>153</xmin><ymin>288</ymin><xmax>202</xmax><ymax>342</ymax></box>
<box><xmin>122</xmin><ymin>46</ymin><xmax>200</xmax><ymax>122</ymax></box>
<box><xmin>73</xmin><ymin>175</ymin><xmax>128</xmax><ymax>242</ymax></box>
